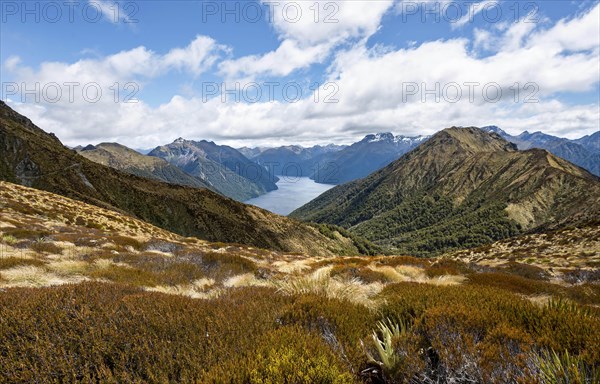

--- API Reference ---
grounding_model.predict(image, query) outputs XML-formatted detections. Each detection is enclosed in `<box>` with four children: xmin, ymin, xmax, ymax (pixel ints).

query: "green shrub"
<box><xmin>247</xmin><ymin>327</ymin><xmax>356</xmax><ymax>384</ymax></box>
<box><xmin>1</xmin><ymin>235</ymin><xmax>17</xmax><ymax>245</ymax></box>
<box><xmin>0</xmin><ymin>283</ymin><xmax>302</xmax><ymax>383</ymax></box>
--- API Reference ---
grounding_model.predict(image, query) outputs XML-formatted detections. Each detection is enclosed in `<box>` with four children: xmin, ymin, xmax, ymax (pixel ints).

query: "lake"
<box><xmin>244</xmin><ymin>177</ymin><xmax>335</xmax><ymax>216</ymax></box>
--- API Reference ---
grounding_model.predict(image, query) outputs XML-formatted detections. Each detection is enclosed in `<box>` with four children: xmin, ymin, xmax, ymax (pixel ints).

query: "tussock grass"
<box><xmin>0</xmin><ymin>266</ymin><xmax>86</xmax><ymax>287</ymax></box>
<box><xmin>47</xmin><ymin>260</ymin><xmax>90</xmax><ymax>275</ymax></box>
<box><xmin>275</xmin><ymin>267</ymin><xmax>383</xmax><ymax>308</ymax></box>
<box><xmin>223</xmin><ymin>273</ymin><xmax>270</xmax><ymax>288</ymax></box>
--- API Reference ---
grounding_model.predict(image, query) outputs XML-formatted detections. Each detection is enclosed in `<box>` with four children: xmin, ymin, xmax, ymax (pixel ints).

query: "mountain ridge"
<box><xmin>291</xmin><ymin>127</ymin><xmax>600</xmax><ymax>256</ymax></box>
<box><xmin>482</xmin><ymin>126</ymin><xmax>599</xmax><ymax>176</ymax></box>
<box><xmin>76</xmin><ymin>142</ymin><xmax>214</xmax><ymax>191</ymax></box>
<box><xmin>149</xmin><ymin>138</ymin><xmax>279</xmax><ymax>201</ymax></box>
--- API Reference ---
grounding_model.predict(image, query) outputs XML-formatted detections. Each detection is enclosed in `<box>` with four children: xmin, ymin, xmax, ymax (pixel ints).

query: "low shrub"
<box><xmin>3</xmin><ymin>228</ymin><xmax>50</xmax><ymax>240</ymax></box>
<box><xmin>0</xmin><ymin>256</ymin><xmax>46</xmax><ymax>270</ymax></box>
<box><xmin>30</xmin><ymin>240</ymin><xmax>63</xmax><ymax>255</ymax></box>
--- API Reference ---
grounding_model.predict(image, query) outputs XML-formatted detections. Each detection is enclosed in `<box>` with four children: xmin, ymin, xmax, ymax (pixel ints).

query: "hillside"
<box><xmin>1</xmin><ymin>179</ymin><xmax>598</xmax><ymax>383</ymax></box>
<box><xmin>76</xmin><ymin>143</ymin><xmax>213</xmax><ymax>191</ymax></box>
<box><xmin>149</xmin><ymin>138</ymin><xmax>278</xmax><ymax>201</ymax></box>
<box><xmin>292</xmin><ymin>127</ymin><xmax>600</xmax><ymax>256</ymax></box>
<box><xmin>448</xmin><ymin>222</ymin><xmax>600</xmax><ymax>281</ymax></box>
<box><xmin>0</xmin><ymin>101</ymin><xmax>374</xmax><ymax>256</ymax></box>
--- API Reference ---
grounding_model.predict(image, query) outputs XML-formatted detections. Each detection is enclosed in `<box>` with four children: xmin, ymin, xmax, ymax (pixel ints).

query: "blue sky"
<box><xmin>1</xmin><ymin>0</ymin><xmax>599</xmax><ymax>148</ymax></box>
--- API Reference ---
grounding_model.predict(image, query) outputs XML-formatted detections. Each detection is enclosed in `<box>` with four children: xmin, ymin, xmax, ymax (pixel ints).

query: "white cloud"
<box><xmin>219</xmin><ymin>0</ymin><xmax>394</xmax><ymax>79</ymax></box>
<box><xmin>162</xmin><ymin>36</ymin><xmax>228</xmax><ymax>76</ymax></box>
<box><xmin>3</xmin><ymin>2</ymin><xmax>599</xmax><ymax>147</ymax></box>
<box><xmin>3</xmin><ymin>36</ymin><xmax>227</xmax><ymax>103</ymax></box>
<box><xmin>90</xmin><ymin>0</ymin><xmax>135</xmax><ymax>24</ymax></box>
<box><xmin>220</xmin><ymin>39</ymin><xmax>331</xmax><ymax>78</ymax></box>
<box><xmin>453</xmin><ymin>0</ymin><xmax>500</xmax><ymax>29</ymax></box>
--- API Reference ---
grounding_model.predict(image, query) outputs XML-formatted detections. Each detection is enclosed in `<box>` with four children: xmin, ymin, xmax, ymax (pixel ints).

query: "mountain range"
<box><xmin>76</xmin><ymin>143</ymin><xmax>214</xmax><ymax>191</ymax></box>
<box><xmin>240</xmin><ymin>144</ymin><xmax>346</xmax><ymax>178</ymax></box>
<box><xmin>0</xmin><ymin>100</ymin><xmax>376</xmax><ymax>256</ymax></box>
<box><xmin>242</xmin><ymin>134</ymin><xmax>428</xmax><ymax>184</ymax></box>
<box><xmin>148</xmin><ymin>138</ymin><xmax>279</xmax><ymax>201</ymax></box>
<box><xmin>291</xmin><ymin>127</ymin><xmax>600</xmax><ymax>256</ymax></box>
<box><xmin>482</xmin><ymin>126</ymin><xmax>599</xmax><ymax>176</ymax></box>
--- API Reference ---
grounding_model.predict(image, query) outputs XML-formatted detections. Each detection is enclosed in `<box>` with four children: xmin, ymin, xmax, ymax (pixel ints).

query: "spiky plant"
<box><xmin>545</xmin><ymin>298</ymin><xmax>593</xmax><ymax>319</ymax></box>
<box><xmin>367</xmin><ymin>318</ymin><xmax>409</xmax><ymax>373</ymax></box>
<box><xmin>536</xmin><ymin>350</ymin><xmax>598</xmax><ymax>384</ymax></box>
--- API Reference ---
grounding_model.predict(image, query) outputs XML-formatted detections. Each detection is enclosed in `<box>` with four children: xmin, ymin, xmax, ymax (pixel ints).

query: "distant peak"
<box><xmin>173</xmin><ymin>137</ymin><xmax>187</xmax><ymax>144</ymax></box>
<box><xmin>435</xmin><ymin>127</ymin><xmax>517</xmax><ymax>152</ymax></box>
<box><xmin>363</xmin><ymin>132</ymin><xmax>395</xmax><ymax>143</ymax></box>
<box><xmin>481</xmin><ymin>125</ymin><xmax>507</xmax><ymax>135</ymax></box>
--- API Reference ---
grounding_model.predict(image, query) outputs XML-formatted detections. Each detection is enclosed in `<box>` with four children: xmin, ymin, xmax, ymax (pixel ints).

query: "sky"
<box><xmin>1</xmin><ymin>0</ymin><xmax>599</xmax><ymax>149</ymax></box>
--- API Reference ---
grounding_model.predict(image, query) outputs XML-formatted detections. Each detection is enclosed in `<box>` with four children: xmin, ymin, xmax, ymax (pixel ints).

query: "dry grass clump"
<box><xmin>107</xmin><ymin>235</ymin><xmax>144</xmax><ymax>251</ymax></box>
<box><xmin>0</xmin><ymin>265</ymin><xmax>86</xmax><ymax>287</ymax></box>
<box><xmin>275</xmin><ymin>267</ymin><xmax>383</xmax><ymax>309</ymax></box>
<box><xmin>223</xmin><ymin>273</ymin><xmax>270</xmax><ymax>288</ymax></box>
<box><xmin>330</xmin><ymin>264</ymin><xmax>390</xmax><ymax>284</ymax></box>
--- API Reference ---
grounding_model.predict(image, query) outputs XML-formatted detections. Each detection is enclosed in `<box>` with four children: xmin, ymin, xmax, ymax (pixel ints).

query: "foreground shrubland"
<box><xmin>1</xmin><ymin>282</ymin><xmax>598</xmax><ymax>383</ymax></box>
<box><xmin>1</xmin><ymin>179</ymin><xmax>599</xmax><ymax>383</ymax></box>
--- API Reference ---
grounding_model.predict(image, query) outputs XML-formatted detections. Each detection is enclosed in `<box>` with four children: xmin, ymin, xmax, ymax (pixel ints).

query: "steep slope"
<box><xmin>309</xmin><ymin>133</ymin><xmax>429</xmax><ymax>184</ymax></box>
<box><xmin>0</xmin><ymin>100</ymin><xmax>373</xmax><ymax>256</ymax></box>
<box><xmin>149</xmin><ymin>139</ymin><xmax>278</xmax><ymax>201</ymax></box>
<box><xmin>483</xmin><ymin>126</ymin><xmax>600</xmax><ymax>176</ymax></box>
<box><xmin>292</xmin><ymin>127</ymin><xmax>600</xmax><ymax>256</ymax></box>
<box><xmin>76</xmin><ymin>143</ymin><xmax>213</xmax><ymax>191</ymax></box>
